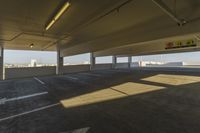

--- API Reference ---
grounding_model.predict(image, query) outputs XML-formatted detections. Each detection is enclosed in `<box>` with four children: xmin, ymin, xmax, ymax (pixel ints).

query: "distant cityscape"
<box><xmin>5</xmin><ymin>59</ymin><xmax>90</xmax><ymax>68</ymax></box>
<box><xmin>132</xmin><ymin>61</ymin><xmax>200</xmax><ymax>67</ymax></box>
<box><xmin>4</xmin><ymin>59</ymin><xmax>200</xmax><ymax>68</ymax></box>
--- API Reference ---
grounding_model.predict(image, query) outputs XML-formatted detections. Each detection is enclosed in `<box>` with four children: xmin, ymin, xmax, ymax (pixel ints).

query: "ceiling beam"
<box><xmin>60</xmin><ymin>14</ymin><xmax>200</xmax><ymax>57</ymax></box>
<box><xmin>152</xmin><ymin>0</ymin><xmax>186</xmax><ymax>26</ymax></box>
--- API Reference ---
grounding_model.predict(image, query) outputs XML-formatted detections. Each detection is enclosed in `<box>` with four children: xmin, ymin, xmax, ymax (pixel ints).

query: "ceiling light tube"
<box><xmin>45</xmin><ymin>1</ymin><xmax>70</xmax><ymax>30</ymax></box>
<box><xmin>46</xmin><ymin>20</ymin><xmax>55</xmax><ymax>31</ymax></box>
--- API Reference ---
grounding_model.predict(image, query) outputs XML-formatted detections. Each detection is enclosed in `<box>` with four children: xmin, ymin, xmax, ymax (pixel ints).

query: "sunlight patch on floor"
<box><xmin>112</xmin><ymin>82</ymin><xmax>164</xmax><ymax>95</ymax></box>
<box><xmin>142</xmin><ymin>74</ymin><xmax>200</xmax><ymax>85</ymax></box>
<box><xmin>60</xmin><ymin>82</ymin><xmax>164</xmax><ymax>108</ymax></box>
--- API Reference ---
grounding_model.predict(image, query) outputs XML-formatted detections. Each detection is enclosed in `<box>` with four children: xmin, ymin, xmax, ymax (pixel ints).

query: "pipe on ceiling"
<box><xmin>152</xmin><ymin>0</ymin><xmax>187</xmax><ymax>26</ymax></box>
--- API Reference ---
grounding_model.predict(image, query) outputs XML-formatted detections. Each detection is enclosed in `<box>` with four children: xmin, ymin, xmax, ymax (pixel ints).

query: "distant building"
<box><xmin>183</xmin><ymin>62</ymin><xmax>200</xmax><ymax>66</ymax></box>
<box><xmin>132</xmin><ymin>61</ymin><xmax>185</xmax><ymax>67</ymax></box>
<box><xmin>135</xmin><ymin>61</ymin><xmax>164</xmax><ymax>67</ymax></box>
<box><xmin>30</xmin><ymin>59</ymin><xmax>37</xmax><ymax>67</ymax></box>
<box><xmin>83</xmin><ymin>61</ymin><xmax>90</xmax><ymax>64</ymax></box>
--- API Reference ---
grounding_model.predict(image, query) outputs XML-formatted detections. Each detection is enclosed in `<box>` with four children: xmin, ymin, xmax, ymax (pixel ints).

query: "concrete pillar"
<box><xmin>56</xmin><ymin>47</ymin><xmax>63</xmax><ymax>75</ymax></box>
<box><xmin>90</xmin><ymin>52</ymin><xmax>95</xmax><ymax>70</ymax></box>
<box><xmin>0</xmin><ymin>46</ymin><xmax>4</xmax><ymax>80</ymax></box>
<box><xmin>112</xmin><ymin>56</ymin><xmax>117</xmax><ymax>69</ymax></box>
<box><xmin>128</xmin><ymin>56</ymin><xmax>132</xmax><ymax>69</ymax></box>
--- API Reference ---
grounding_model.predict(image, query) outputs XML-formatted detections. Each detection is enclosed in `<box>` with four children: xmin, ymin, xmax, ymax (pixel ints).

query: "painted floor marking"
<box><xmin>34</xmin><ymin>77</ymin><xmax>45</xmax><ymax>85</ymax></box>
<box><xmin>0</xmin><ymin>103</ymin><xmax>60</xmax><ymax>122</ymax></box>
<box><xmin>65</xmin><ymin>76</ymin><xmax>79</xmax><ymax>80</ymax></box>
<box><xmin>0</xmin><ymin>92</ymin><xmax>48</xmax><ymax>105</ymax></box>
<box><xmin>79</xmin><ymin>73</ymin><xmax>102</xmax><ymax>77</ymax></box>
<box><xmin>0</xmin><ymin>98</ymin><xmax>6</xmax><ymax>105</ymax></box>
<box><xmin>60</xmin><ymin>127</ymin><xmax>90</xmax><ymax>133</ymax></box>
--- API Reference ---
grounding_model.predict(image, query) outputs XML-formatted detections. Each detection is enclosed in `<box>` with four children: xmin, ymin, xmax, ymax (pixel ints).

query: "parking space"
<box><xmin>0</xmin><ymin>69</ymin><xmax>200</xmax><ymax>133</ymax></box>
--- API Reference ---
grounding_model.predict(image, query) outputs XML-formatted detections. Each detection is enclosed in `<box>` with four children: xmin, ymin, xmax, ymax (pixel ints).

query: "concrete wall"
<box><xmin>4</xmin><ymin>63</ymin><xmax>131</xmax><ymax>79</ymax></box>
<box><xmin>132</xmin><ymin>67</ymin><xmax>200</xmax><ymax>72</ymax></box>
<box><xmin>5</xmin><ymin>66</ymin><xmax>56</xmax><ymax>79</ymax></box>
<box><xmin>62</xmin><ymin>64</ymin><xmax>90</xmax><ymax>74</ymax></box>
<box><xmin>6</xmin><ymin>63</ymin><xmax>200</xmax><ymax>80</ymax></box>
<box><xmin>115</xmin><ymin>63</ymin><xmax>129</xmax><ymax>69</ymax></box>
<box><xmin>5</xmin><ymin>65</ymin><xmax>91</xmax><ymax>79</ymax></box>
<box><xmin>93</xmin><ymin>63</ymin><xmax>112</xmax><ymax>70</ymax></box>
<box><xmin>131</xmin><ymin>62</ymin><xmax>140</xmax><ymax>67</ymax></box>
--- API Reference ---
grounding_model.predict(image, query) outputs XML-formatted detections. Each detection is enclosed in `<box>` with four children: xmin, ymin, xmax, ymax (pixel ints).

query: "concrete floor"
<box><xmin>0</xmin><ymin>69</ymin><xmax>200</xmax><ymax>133</ymax></box>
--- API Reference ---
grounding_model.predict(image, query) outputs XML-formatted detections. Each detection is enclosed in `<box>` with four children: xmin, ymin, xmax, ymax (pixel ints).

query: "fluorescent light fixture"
<box><xmin>45</xmin><ymin>1</ymin><xmax>70</xmax><ymax>30</ymax></box>
<box><xmin>45</xmin><ymin>20</ymin><xmax>56</xmax><ymax>31</ymax></box>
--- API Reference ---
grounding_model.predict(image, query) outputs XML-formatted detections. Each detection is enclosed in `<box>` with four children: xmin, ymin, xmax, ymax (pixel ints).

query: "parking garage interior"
<box><xmin>0</xmin><ymin>0</ymin><xmax>200</xmax><ymax>133</ymax></box>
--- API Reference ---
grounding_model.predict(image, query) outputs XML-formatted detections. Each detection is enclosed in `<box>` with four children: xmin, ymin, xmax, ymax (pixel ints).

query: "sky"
<box><xmin>4</xmin><ymin>50</ymin><xmax>200</xmax><ymax>65</ymax></box>
<box><xmin>5</xmin><ymin>50</ymin><xmax>57</xmax><ymax>64</ymax></box>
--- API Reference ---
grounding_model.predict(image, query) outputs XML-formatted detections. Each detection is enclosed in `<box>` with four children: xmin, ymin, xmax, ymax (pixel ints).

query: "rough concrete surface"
<box><xmin>0</xmin><ymin>69</ymin><xmax>200</xmax><ymax>133</ymax></box>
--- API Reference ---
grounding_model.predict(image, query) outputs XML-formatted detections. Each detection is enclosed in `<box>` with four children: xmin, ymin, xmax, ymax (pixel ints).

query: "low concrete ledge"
<box><xmin>5</xmin><ymin>64</ymin><xmax>112</xmax><ymax>79</ymax></box>
<box><xmin>62</xmin><ymin>64</ymin><xmax>90</xmax><ymax>74</ymax></box>
<box><xmin>92</xmin><ymin>63</ymin><xmax>112</xmax><ymax>70</ymax></box>
<box><xmin>132</xmin><ymin>66</ymin><xmax>200</xmax><ymax>72</ymax></box>
<box><xmin>5</xmin><ymin>66</ymin><xmax>56</xmax><ymax>79</ymax></box>
<box><xmin>115</xmin><ymin>63</ymin><xmax>129</xmax><ymax>69</ymax></box>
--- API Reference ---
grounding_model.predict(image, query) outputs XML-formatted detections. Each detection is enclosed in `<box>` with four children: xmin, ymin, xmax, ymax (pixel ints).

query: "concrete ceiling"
<box><xmin>0</xmin><ymin>0</ymin><xmax>124</xmax><ymax>51</ymax></box>
<box><xmin>60</xmin><ymin>0</ymin><xmax>200</xmax><ymax>56</ymax></box>
<box><xmin>0</xmin><ymin>0</ymin><xmax>200</xmax><ymax>56</ymax></box>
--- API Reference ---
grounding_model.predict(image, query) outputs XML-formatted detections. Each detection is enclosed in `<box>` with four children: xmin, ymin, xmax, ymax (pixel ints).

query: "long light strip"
<box><xmin>45</xmin><ymin>2</ymin><xmax>70</xmax><ymax>30</ymax></box>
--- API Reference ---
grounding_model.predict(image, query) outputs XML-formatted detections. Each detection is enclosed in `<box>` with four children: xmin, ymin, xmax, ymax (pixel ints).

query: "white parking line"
<box><xmin>0</xmin><ymin>98</ymin><xmax>6</xmax><ymax>105</ymax></box>
<box><xmin>0</xmin><ymin>103</ymin><xmax>60</xmax><ymax>122</ymax></box>
<box><xmin>65</xmin><ymin>76</ymin><xmax>79</xmax><ymax>80</ymax></box>
<box><xmin>79</xmin><ymin>73</ymin><xmax>102</xmax><ymax>77</ymax></box>
<box><xmin>0</xmin><ymin>92</ymin><xmax>48</xmax><ymax>105</ymax></box>
<box><xmin>7</xmin><ymin>92</ymin><xmax>48</xmax><ymax>102</ymax></box>
<box><xmin>34</xmin><ymin>77</ymin><xmax>45</xmax><ymax>85</ymax></box>
<box><xmin>60</xmin><ymin>127</ymin><xmax>90</xmax><ymax>133</ymax></box>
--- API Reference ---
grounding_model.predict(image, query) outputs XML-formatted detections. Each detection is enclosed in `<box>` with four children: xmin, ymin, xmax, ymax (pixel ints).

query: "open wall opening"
<box><xmin>4</xmin><ymin>50</ymin><xmax>57</xmax><ymax>79</ymax></box>
<box><xmin>117</xmin><ymin>57</ymin><xmax>128</xmax><ymax>63</ymax></box>
<box><xmin>63</xmin><ymin>53</ymin><xmax>90</xmax><ymax>65</ymax></box>
<box><xmin>4</xmin><ymin>50</ymin><xmax>56</xmax><ymax>68</ymax></box>
<box><xmin>96</xmin><ymin>56</ymin><xmax>112</xmax><ymax>64</ymax></box>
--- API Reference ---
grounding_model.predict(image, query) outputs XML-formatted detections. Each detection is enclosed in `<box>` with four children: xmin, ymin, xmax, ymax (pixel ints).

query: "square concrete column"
<box><xmin>0</xmin><ymin>46</ymin><xmax>4</xmax><ymax>80</ymax></box>
<box><xmin>128</xmin><ymin>56</ymin><xmax>132</xmax><ymax>69</ymax></box>
<box><xmin>56</xmin><ymin>47</ymin><xmax>64</xmax><ymax>75</ymax></box>
<box><xmin>112</xmin><ymin>56</ymin><xmax>117</xmax><ymax>69</ymax></box>
<box><xmin>90</xmin><ymin>52</ymin><xmax>95</xmax><ymax>70</ymax></box>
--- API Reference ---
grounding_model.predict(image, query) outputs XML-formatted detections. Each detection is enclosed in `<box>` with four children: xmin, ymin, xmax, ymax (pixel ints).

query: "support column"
<box><xmin>0</xmin><ymin>46</ymin><xmax>4</xmax><ymax>80</ymax></box>
<box><xmin>128</xmin><ymin>56</ymin><xmax>132</xmax><ymax>69</ymax></box>
<box><xmin>90</xmin><ymin>52</ymin><xmax>95</xmax><ymax>70</ymax></box>
<box><xmin>56</xmin><ymin>47</ymin><xmax>63</xmax><ymax>75</ymax></box>
<box><xmin>112</xmin><ymin>56</ymin><xmax>117</xmax><ymax>69</ymax></box>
